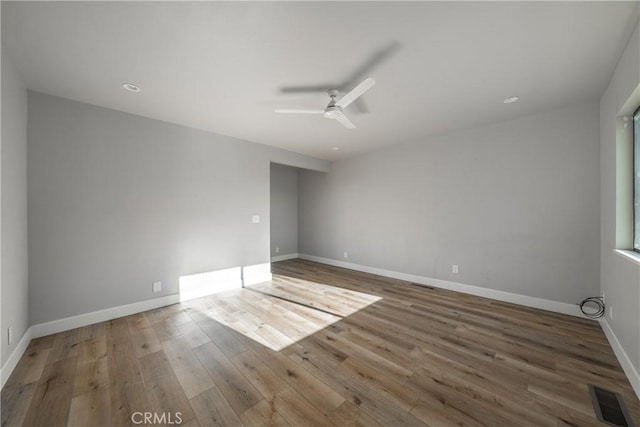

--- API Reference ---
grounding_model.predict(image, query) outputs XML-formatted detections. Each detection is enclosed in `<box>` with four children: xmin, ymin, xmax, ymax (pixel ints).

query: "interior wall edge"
<box><xmin>271</xmin><ymin>253</ymin><xmax>299</xmax><ymax>263</ymax></box>
<box><xmin>600</xmin><ymin>19</ymin><xmax>640</xmax><ymax>377</ymax></box>
<box><xmin>0</xmin><ymin>326</ymin><xmax>31</xmax><ymax>390</ymax></box>
<box><xmin>1</xmin><ymin>47</ymin><xmax>29</xmax><ymax>369</ymax></box>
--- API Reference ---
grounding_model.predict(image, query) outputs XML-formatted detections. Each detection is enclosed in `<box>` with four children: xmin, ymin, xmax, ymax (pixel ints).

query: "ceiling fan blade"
<box><xmin>278</xmin><ymin>42</ymin><xmax>399</xmax><ymax>97</ymax></box>
<box><xmin>335</xmin><ymin>113</ymin><xmax>356</xmax><ymax>129</ymax></box>
<box><xmin>336</xmin><ymin>78</ymin><xmax>375</xmax><ymax>109</ymax></box>
<box><xmin>279</xmin><ymin>84</ymin><xmax>335</xmax><ymax>94</ymax></box>
<box><xmin>340</xmin><ymin>41</ymin><xmax>400</xmax><ymax>89</ymax></box>
<box><xmin>274</xmin><ymin>109</ymin><xmax>324</xmax><ymax>114</ymax></box>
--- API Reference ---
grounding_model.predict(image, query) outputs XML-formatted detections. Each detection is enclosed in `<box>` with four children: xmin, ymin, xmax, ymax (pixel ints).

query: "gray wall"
<box><xmin>600</xmin><ymin>21</ymin><xmax>640</xmax><ymax>375</ymax></box>
<box><xmin>299</xmin><ymin>102</ymin><xmax>600</xmax><ymax>304</ymax></box>
<box><xmin>270</xmin><ymin>163</ymin><xmax>298</xmax><ymax>258</ymax></box>
<box><xmin>27</xmin><ymin>92</ymin><xmax>329</xmax><ymax>324</ymax></box>
<box><xmin>1</xmin><ymin>51</ymin><xmax>29</xmax><ymax>366</ymax></box>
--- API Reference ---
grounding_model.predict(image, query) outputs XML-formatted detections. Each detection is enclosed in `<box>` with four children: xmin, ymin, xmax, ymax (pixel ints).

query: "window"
<box><xmin>633</xmin><ymin>106</ymin><xmax>640</xmax><ymax>250</ymax></box>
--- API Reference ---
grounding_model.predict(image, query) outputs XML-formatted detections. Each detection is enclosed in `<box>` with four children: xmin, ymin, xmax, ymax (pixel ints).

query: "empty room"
<box><xmin>1</xmin><ymin>1</ymin><xmax>640</xmax><ymax>426</ymax></box>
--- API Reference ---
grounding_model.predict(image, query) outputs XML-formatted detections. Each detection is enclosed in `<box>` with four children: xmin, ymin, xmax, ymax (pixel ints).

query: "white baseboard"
<box><xmin>3</xmin><ymin>256</ymin><xmax>638</xmax><ymax>402</ymax></box>
<box><xmin>30</xmin><ymin>294</ymin><xmax>181</xmax><ymax>339</ymax></box>
<box><xmin>179</xmin><ymin>279</ymin><xmax>243</xmax><ymax>302</ymax></box>
<box><xmin>0</xmin><ymin>262</ymin><xmax>279</xmax><ymax>389</ymax></box>
<box><xmin>1</xmin><ymin>293</ymin><xmax>181</xmax><ymax>390</ymax></box>
<box><xmin>600</xmin><ymin>319</ymin><xmax>640</xmax><ymax>399</ymax></box>
<box><xmin>297</xmin><ymin>254</ymin><xmax>583</xmax><ymax>317</ymax></box>
<box><xmin>0</xmin><ymin>327</ymin><xmax>33</xmax><ymax>389</ymax></box>
<box><xmin>271</xmin><ymin>253</ymin><xmax>299</xmax><ymax>262</ymax></box>
<box><xmin>242</xmin><ymin>263</ymin><xmax>272</xmax><ymax>286</ymax></box>
<box><xmin>297</xmin><ymin>255</ymin><xmax>640</xmax><ymax>399</ymax></box>
<box><xmin>179</xmin><ymin>267</ymin><xmax>243</xmax><ymax>302</ymax></box>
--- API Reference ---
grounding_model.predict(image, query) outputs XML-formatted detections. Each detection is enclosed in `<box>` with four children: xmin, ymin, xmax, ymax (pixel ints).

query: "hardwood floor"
<box><xmin>2</xmin><ymin>258</ymin><xmax>639</xmax><ymax>426</ymax></box>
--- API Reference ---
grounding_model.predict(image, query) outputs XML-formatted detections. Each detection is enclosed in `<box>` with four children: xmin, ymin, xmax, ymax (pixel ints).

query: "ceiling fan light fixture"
<box><xmin>324</xmin><ymin>107</ymin><xmax>342</xmax><ymax>119</ymax></box>
<box><xmin>276</xmin><ymin>77</ymin><xmax>373</xmax><ymax>129</ymax></box>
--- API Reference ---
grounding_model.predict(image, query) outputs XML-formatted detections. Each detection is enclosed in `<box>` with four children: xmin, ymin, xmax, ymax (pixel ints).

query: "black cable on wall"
<box><xmin>578</xmin><ymin>297</ymin><xmax>605</xmax><ymax>319</ymax></box>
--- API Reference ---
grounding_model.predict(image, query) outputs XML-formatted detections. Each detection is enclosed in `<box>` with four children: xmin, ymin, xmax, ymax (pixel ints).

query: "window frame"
<box><xmin>633</xmin><ymin>105</ymin><xmax>640</xmax><ymax>252</ymax></box>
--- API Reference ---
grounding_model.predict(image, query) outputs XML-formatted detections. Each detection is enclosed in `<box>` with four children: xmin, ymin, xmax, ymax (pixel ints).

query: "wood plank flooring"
<box><xmin>2</xmin><ymin>258</ymin><xmax>639</xmax><ymax>426</ymax></box>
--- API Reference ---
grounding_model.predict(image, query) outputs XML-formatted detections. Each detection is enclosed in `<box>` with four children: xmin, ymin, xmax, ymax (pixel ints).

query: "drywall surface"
<box><xmin>27</xmin><ymin>92</ymin><xmax>329</xmax><ymax>324</ymax></box>
<box><xmin>270</xmin><ymin>163</ymin><xmax>298</xmax><ymax>258</ymax></box>
<box><xmin>1</xmin><ymin>51</ymin><xmax>29</xmax><ymax>366</ymax></box>
<box><xmin>600</xmin><ymin>21</ymin><xmax>640</xmax><ymax>374</ymax></box>
<box><xmin>299</xmin><ymin>102</ymin><xmax>600</xmax><ymax>304</ymax></box>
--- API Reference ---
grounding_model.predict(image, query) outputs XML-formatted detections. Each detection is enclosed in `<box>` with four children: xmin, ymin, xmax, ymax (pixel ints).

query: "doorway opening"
<box><xmin>270</xmin><ymin>163</ymin><xmax>300</xmax><ymax>263</ymax></box>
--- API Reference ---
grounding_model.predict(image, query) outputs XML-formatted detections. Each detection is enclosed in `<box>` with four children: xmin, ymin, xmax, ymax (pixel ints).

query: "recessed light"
<box><xmin>122</xmin><ymin>83</ymin><xmax>141</xmax><ymax>93</ymax></box>
<box><xmin>331</xmin><ymin>147</ymin><xmax>340</xmax><ymax>151</ymax></box>
<box><xmin>503</xmin><ymin>96</ymin><xmax>519</xmax><ymax>104</ymax></box>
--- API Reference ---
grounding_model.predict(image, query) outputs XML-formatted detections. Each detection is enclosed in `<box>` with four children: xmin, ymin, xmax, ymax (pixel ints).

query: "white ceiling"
<box><xmin>2</xmin><ymin>2</ymin><xmax>638</xmax><ymax>160</ymax></box>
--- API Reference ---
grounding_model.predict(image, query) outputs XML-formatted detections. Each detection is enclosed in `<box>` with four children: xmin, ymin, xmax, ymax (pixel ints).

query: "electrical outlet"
<box><xmin>152</xmin><ymin>281</ymin><xmax>162</xmax><ymax>293</ymax></box>
<box><xmin>344</xmin><ymin>251</ymin><xmax>348</xmax><ymax>259</ymax></box>
<box><xmin>252</xmin><ymin>215</ymin><xmax>260</xmax><ymax>224</ymax></box>
<box><xmin>452</xmin><ymin>265</ymin><xmax>459</xmax><ymax>274</ymax></box>
<box><xmin>7</xmin><ymin>326</ymin><xmax>13</xmax><ymax>346</ymax></box>
<box><xmin>275</xmin><ymin>247</ymin><xmax>280</xmax><ymax>253</ymax></box>
<box><xmin>609</xmin><ymin>306</ymin><xmax>614</xmax><ymax>320</ymax></box>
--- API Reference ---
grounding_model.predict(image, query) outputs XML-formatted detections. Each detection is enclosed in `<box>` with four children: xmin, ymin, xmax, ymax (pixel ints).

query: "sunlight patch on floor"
<box><xmin>184</xmin><ymin>274</ymin><xmax>381</xmax><ymax>351</ymax></box>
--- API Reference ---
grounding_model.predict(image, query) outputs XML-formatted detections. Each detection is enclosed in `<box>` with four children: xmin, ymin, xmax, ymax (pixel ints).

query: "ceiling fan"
<box><xmin>275</xmin><ymin>78</ymin><xmax>375</xmax><ymax>129</ymax></box>
<box><xmin>279</xmin><ymin>42</ymin><xmax>399</xmax><ymax>114</ymax></box>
